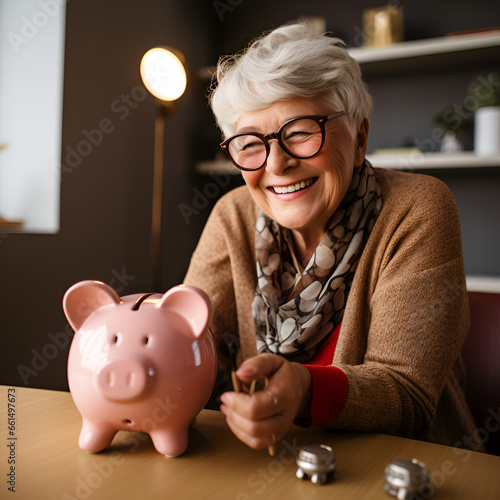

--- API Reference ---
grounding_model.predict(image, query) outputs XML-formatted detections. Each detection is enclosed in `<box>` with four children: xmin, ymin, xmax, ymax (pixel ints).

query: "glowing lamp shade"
<box><xmin>140</xmin><ymin>47</ymin><xmax>187</xmax><ymax>102</ymax></box>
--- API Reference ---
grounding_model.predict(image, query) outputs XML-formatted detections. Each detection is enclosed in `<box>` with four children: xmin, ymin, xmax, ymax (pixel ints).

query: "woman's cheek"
<box><xmin>241</xmin><ymin>170</ymin><xmax>262</xmax><ymax>189</ymax></box>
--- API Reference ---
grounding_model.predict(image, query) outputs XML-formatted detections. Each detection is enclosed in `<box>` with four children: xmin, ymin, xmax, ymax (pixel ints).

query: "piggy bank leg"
<box><xmin>79</xmin><ymin>420</ymin><xmax>116</xmax><ymax>453</ymax></box>
<box><xmin>150</xmin><ymin>428</ymin><xmax>188</xmax><ymax>457</ymax></box>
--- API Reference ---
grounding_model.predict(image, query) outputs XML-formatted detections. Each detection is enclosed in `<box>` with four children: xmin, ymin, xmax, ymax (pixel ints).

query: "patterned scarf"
<box><xmin>253</xmin><ymin>160</ymin><xmax>383</xmax><ymax>362</ymax></box>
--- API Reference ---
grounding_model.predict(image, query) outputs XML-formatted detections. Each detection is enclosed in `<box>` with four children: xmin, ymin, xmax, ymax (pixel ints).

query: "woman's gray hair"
<box><xmin>209</xmin><ymin>23</ymin><xmax>373</xmax><ymax>139</ymax></box>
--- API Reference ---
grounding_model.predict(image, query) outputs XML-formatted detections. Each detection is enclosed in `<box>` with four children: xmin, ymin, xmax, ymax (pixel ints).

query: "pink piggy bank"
<box><xmin>63</xmin><ymin>280</ymin><xmax>217</xmax><ymax>457</ymax></box>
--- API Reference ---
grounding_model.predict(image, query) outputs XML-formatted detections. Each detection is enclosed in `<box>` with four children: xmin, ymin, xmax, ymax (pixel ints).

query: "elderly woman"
<box><xmin>184</xmin><ymin>23</ymin><xmax>478</xmax><ymax>452</ymax></box>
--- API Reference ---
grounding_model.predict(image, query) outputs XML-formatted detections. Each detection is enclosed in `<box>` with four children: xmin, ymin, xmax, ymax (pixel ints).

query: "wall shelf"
<box><xmin>466</xmin><ymin>275</ymin><xmax>500</xmax><ymax>293</ymax></box>
<box><xmin>367</xmin><ymin>152</ymin><xmax>500</xmax><ymax>170</ymax></box>
<box><xmin>348</xmin><ymin>32</ymin><xmax>500</xmax><ymax>74</ymax></box>
<box><xmin>196</xmin><ymin>153</ymin><xmax>500</xmax><ymax>175</ymax></box>
<box><xmin>196</xmin><ymin>158</ymin><xmax>240</xmax><ymax>175</ymax></box>
<box><xmin>199</xmin><ymin>32</ymin><xmax>500</xmax><ymax>81</ymax></box>
<box><xmin>349</xmin><ymin>32</ymin><xmax>500</xmax><ymax>63</ymax></box>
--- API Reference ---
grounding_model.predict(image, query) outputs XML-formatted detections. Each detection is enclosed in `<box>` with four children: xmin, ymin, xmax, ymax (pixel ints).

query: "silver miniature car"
<box><xmin>384</xmin><ymin>458</ymin><xmax>433</xmax><ymax>499</ymax></box>
<box><xmin>295</xmin><ymin>444</ymin><xmax>336</xmax><ymax>485</ymax></box>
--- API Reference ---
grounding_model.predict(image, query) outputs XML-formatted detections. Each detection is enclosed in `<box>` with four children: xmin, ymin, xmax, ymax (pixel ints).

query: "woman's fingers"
<box><xmin>223</xmin><ymin>413</ymin><xmax>277</xmax><ymax>450</ymax></box>
<box><xmin>220</xmin><ymin>389</ymin><xmax>281</xmax><ymax>420</ymax></box>
<box><xmin>220</xmin><ymin>402</ymin><xmax>278</xmax><ymax>438</ymax></box>
<box><xmin>220</xmin><ymin>385</ymin><xmax>285</xmax><ymax>450</ymax></box>
<box><xmin>235</xmin><ymin>353</ymin><xmax>284</xmax><ymax>383</ymax></box>
<box><xmin>220</xmin><ymin>398</ymin><xmax>283</xmax><ymax>450</ymax></box>
<box><xmin>220</xmin><ymin>354</ymin><xmax>313</xmax><ymax>450</ymax></box>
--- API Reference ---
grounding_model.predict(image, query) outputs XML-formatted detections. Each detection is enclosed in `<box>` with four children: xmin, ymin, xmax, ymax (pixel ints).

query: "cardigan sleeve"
<box><xmin>327</xmin><ymin>173</ymin><xmax>471</xmax><ymax>440</ymax></box>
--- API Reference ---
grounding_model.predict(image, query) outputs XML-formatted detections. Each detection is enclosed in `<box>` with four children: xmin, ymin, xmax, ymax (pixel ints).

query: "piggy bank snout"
<box><xmin>95</xmin><ymin>359</ymin><xmax>150</xmax><ymax>401</ymax></box>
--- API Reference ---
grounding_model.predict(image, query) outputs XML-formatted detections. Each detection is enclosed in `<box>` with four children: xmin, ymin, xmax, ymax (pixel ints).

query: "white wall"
<box><xmin>0</xmin><ymin>0</ymin><xmax>65</xmax><ymax>232</ymax></box>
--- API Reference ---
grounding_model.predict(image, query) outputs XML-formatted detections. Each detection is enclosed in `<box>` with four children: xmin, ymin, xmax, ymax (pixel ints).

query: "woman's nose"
<box><xmin>264</xmin><ymin>140</ymin><xmax>298</xmax><ymax>175</ymax></box>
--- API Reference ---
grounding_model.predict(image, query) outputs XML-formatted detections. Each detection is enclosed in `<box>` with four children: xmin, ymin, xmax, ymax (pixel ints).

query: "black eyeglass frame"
<box><xmin>219</xmin><ymin>111</ymin><xmax>346</xmax><ymax>171</ymax></box>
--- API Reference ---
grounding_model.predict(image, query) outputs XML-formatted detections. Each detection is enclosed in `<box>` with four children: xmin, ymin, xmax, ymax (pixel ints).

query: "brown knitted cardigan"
<box><xmin>184</xmin><ymin>167</ymin><xmax>479</xmax><ymax>448</ymax></box>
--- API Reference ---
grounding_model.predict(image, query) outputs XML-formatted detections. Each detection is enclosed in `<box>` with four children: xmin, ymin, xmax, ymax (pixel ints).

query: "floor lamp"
<box><xmin>140</xmin><ymin>47</ymin><xmax>187</xmax><ymax>291</ymax></box>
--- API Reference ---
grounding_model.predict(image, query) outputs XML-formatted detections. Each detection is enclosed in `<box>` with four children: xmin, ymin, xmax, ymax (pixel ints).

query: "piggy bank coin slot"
<box><xmin>131</xmin><ymin>293</ymin><xmax>156</xmax><ymax>311</ymax></box>
<box><xmin>123</xmin><ymin>419</ymin><xmax>134</xmax><ymax>425</ymax></box>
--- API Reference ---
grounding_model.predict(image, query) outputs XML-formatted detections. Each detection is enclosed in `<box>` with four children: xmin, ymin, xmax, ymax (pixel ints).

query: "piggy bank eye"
<box><xmin>111</xmin><ymin>334</ymin><xmax>120</xmax><ymax>344</ymax></box>
<box><xmin>143</xmin><ymin>336</ymin><xmax>150</xmax><ymax>346</ymax></box>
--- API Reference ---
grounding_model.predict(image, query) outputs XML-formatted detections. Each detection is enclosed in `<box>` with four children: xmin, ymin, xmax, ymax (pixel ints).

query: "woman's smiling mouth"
<box><xmin>270</xmin><ymin>177</ymin><xmax>318</xmax><ymax>194</ymax></box>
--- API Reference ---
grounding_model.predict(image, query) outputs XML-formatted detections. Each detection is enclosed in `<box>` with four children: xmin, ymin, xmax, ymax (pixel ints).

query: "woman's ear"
<box><xmin>354</xmin><ymin>117</ymin><xmax>369</xmax><ymax>167</ymax></box>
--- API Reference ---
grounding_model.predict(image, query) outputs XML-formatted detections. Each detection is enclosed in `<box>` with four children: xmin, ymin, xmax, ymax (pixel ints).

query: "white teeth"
<box><xmin>273</xmin><ymin>178</ymin><xmax>314</xmax><ymax>194</ymax></box>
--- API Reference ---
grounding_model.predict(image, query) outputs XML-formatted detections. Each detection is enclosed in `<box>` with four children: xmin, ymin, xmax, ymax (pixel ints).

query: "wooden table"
<box><xmin>2</xmin><ymin>386</ymin><xmax>499</xmax><ymax>499</ymax></box>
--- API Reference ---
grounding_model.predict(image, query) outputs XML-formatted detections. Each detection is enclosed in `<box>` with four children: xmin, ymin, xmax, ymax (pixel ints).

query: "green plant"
<box><xmin>432</xmin><ymin>73</ymin><xmax>500</xmax><ymax>136</ymax></box>
<box><xmin>432</xmin><ymin>104</ymin><xmax>474</xmax><ymax>138</ymax></box>
<box><xmin>467</xmin><ymin>72</ymin><xmax>500</xmax><ymax>110</ymax></box>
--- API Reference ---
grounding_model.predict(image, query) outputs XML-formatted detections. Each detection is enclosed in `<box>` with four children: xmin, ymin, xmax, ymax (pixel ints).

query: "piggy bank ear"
<box><xmin>63</xmin><ymin>280</ymin><xmax>121</xmax><ymax>331</ymax></box>
<box><xmin>159</xmin><ymin>285</ymin><xmax>212</xmax><ymax>338</ymax></box>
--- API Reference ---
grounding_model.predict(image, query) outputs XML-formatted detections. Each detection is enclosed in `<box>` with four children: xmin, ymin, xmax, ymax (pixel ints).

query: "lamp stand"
<box><xmin>151</xmin><ymin>100</ymin><xmax>176</xmax><ymax>292</ymax></box>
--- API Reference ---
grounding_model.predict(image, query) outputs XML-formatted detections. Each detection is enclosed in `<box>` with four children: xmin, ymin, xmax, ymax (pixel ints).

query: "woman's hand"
<box><xmin>219</xmin><ymin>353</ymin><xmax>312</xmax><ymax>450</ymax></box>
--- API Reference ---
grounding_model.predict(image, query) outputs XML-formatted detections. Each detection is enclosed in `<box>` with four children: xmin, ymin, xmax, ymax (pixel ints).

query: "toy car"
<box><xmin>295</xmin><ymin>444</ymin><xmax>336</xmax><ymax>485</ymax></box>
<box><xmin>384</xmin><ymin>458</ymin><xmax>433</xmax><ymax>499</ymax></box>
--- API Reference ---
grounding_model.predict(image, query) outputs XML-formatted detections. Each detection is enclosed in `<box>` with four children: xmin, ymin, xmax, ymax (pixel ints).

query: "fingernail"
<box><xmin>220</xmin><ymin>393</ymin><xmax>230</xmax><ymax>404</ymax></box>
<box><xmin>237</xmin><ymin>367</ymin><xmax>255</xmax><ymax>377</ymax></box>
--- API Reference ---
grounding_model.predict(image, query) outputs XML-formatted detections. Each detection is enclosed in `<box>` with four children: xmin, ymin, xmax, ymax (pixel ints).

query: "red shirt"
<box><xmin>295</xmin><ymin>321</ymin><xmax>348</xmax><ymax>427</ymax></box>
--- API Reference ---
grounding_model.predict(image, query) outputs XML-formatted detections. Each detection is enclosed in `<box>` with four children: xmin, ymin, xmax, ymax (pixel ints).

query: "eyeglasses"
<box><xmin>220</xmin><ymin>111</ymin><xmax>345</xmax><ymax>171</ymax></box>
